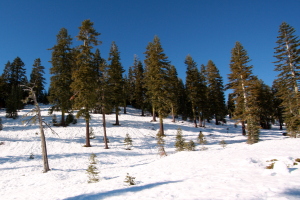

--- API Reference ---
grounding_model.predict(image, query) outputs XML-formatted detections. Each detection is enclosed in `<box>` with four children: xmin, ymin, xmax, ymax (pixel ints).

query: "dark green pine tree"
<box><xmin>144</xmin><ymin>35</ymin><xmax>171</xmax><ymax>136</ymax></box>
<box><xmin>227</xmin><ymin>41</ymin><xmax>260</xmax><ymax>143</ymax></box>
<box><xmin>167</xmin><ymin>65</ymin><xmax>180</xmax><ymax>123</ymax></box>
<box><xmin>29</xmin><ymin>58</ymin><xmax>46</xmax><ymax>103</ymax></box>
<box><xmin>107</xmin><ymin>41</ymin><xmax>125</xmax><ymax>125</ymax></box>
<box><xmin>0</xmin><ymin>61</ymin><xmax>11</xmax><ymax>108</ymax></box>
<box><xmin>198</xmin><ymin>64</ymin><xmax>208</xmax><ymax>127</ymax></box>
<box><xmin>48</xmin><ymin>28</ymin><xmax>74</xmax><ymax>126</ymax></box>
<box><xmin>273</xmin><ymin>22</ymin><xmax>300</xmax><ymax>137</ymax></box>
<box><xmin>177</xmin><ymin>78</ymin><xmax>190</xmax><ymax>121</ymax></box>
<box><xmin>129</xmin><ymin>55</ymin><xmax>146</xmax><ymax>116</ymax></box>
<box><xmin>185</xmin><ymin>55</ymin><xmax>201</xmax><ymax>127</ymax></box>
<box><xmin>71</xmin><ymin>19</ymin><xmax>101</xmax><ymax>147</ymax></box>
<box><xmin>227</xmin><ymin>93</ymin><xmax>235</xmax><ymax>119</ymax></box>
<box><xmin>6</xmin><ymin>57</ymin><xmax>27</xmax><ymax>118</ymax></box>
<box><xmin>206</xmin><ymin>60</ymin><xmax>226</xmax><ymax>125</ymax></box>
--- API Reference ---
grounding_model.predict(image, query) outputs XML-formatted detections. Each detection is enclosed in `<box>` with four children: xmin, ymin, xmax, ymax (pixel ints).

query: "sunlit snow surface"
<box><xmin>0</xmin><ymin>105</ymin><xmax>299</xmax><ymax>200</ymax></box>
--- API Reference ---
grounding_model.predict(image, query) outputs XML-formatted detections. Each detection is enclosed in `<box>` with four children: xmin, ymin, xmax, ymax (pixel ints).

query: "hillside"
<box><xmin>0</xmin><ymin>105</ymin><xmax>300</xmax><ymax>200</ymax></box>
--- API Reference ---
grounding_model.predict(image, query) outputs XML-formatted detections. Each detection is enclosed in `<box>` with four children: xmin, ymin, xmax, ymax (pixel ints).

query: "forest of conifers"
<box><xmin>0</xmin><ymin>20</ymin><xmax>299</xmax><ymax>145</ymax></box>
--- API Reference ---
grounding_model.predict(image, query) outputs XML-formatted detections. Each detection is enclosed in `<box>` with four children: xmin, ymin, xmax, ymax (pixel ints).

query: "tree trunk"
<box><xmin>159</xmin><ymin>115</ymin><xmax>165</xmax><ymax>136</ymax></box>
<box><xmin>102</xmin><ymin>110</ymin><xmax>109</xmax><ymax>149</ymax></box>
<box><xmin>192</xmin><ymin>107</ymin><xmax>197</xmax><ymax>128</ymax></box>
<box><xmin>61</xmin><ymin>110</ymin><xmax>66</xmax><ymax>127</ymax></box>
<box><xmin>171</xmin><ymin>106</ymin><xmax>175</xmax><ymax>123</ymax></box>
<box><xmin>115</xmin><ymin>106</ymin><xmax>120</xmax><ymax>125</ymax></box>
<box><xmin>123</xmin><ymin>104</ymin><xmax>127</xmax><ymax>114</ymax></box>
<box><xmin>85</xmin><ymin>119</ymin><xmax>91</xmax><ymax>147</ymax></box>
<box><xmin>32</xmin><ymin>90</ymin><xmax>50</xmax><ymax>173</ymax></box>
<box><xmin>241</xmin><ymin>120</ymin><xmax>246</xmax><ymax>136</ymax></box>
<box><xmin>215</xmin><ymin>115</ymin><xmax>219</xmax><ymax>125</ymax></box>
<box><xmin>141</xmin><ymin>107</ymin><xmax>145</xmax><ymax>116</ymax></box>
<box><xmin>152</xmin><ymin>107</ymin><xmax>156</xmax><ymax>122</ymax></box>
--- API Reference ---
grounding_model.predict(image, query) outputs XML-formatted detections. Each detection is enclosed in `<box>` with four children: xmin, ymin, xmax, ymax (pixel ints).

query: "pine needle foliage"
<box><xmin>124</xmin><ymin>173</ymin><xmax>136</xmax><ymax>186</ymax></box>
<box><xmin>184</xmin><ymin>140</ymin><xmax>196</xmax><ymax>151</ymax></box>
<box><xmin>175</xmin><ymin>127</ymin><xmax>185</xmax><ymax>151</ymax></box>
<box><xmin>273</xmin><ymin>22</ymin><xmax>300</xmax><ymax>138</ymax></box>
<box><xmin>86</xmin><ymin>153</ymin><xmax>99</xmax><ymax>183</ymax></box>
<box><xmin>124</xmin><ymin>133</ymin><xmax>133</xmax><ymax>150</ymax></box>
<box><xmin>197</xmin><ymin>131</ymin><xmax>207</xmax><ymax>145</ymax></box>
<box><xmin>156</xmin><ymin>134</ymin><xmax>167</xmax><ymax>157</ymax></box>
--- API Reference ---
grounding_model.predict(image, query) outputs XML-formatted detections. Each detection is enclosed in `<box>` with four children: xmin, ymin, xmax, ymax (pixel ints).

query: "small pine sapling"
<box><xmin>86</xmin><ymin>153</ymin><xmax>100</xmax><ymax>183</ymax></box>
<box><xmin>197</xmin><ymin>131</ymin><xmax>207</xmax><ymax>145</ymax></box>
<box><xmin>52</xmin><ymin>114</ymin><xmax>57</xmax><ymax>125</ymax></box>
<box><xmin>124</xmin><ymin>173</ymin><xmax>136</xmax><ymax>186</ymax></box>
<box><xmin>124</xmin><ymin>133</ymin><xmax>133</xmax><ymax>150</ymax></box>
<box><xmin>175</xmin><ymin>127</ymin><xmax>185</xmax><ymax>151</ymax></box>
<box><xmin>219</xmin><ymin>140</ymin><xmax>227</xmax><ymax>148</ymax></box>
<box><xmin>184</xmin><ymin>140</ymin><xmax>196</xmax><ymax>151</ymax></box>
<box><xmin>156</xmin><ymin>135</ymin><xmax>167</xmax><ymax>157</ymax></box>
<box><xmin>89</xmin><ymin>127</ymin><xmax>96</xmax><ymax>139</ymax></box>
<box><xmin>29</xmin><ymin>153</ymin><xmax>34</xmax><ymax>159</ymax></box>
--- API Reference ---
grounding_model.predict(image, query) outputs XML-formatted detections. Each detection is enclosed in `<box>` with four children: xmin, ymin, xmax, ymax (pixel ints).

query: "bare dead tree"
<box><xmin>22</xmin><ymin>85</ymin><xmax>50</xmax><ymax>173</ymax></box>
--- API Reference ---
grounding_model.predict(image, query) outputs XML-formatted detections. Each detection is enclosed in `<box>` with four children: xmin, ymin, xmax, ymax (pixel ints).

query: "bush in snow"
<box><xmin>197</xmin><ymin>131</ymin><xmax>207</xmax><ymax>145</ymax></box>
<box><xmin>86</xmin><ymin>153</ymin><xmax>100</xmax><ymax>183</ymax></box>
<box><xmin>66</xmin><ymin>113</ymin><xmax>77</xmax><ymax>125</ymax></box>
<box><xmin>175</xmin><ymin>127</ymin><xmax>185</xmax><ymax>151</ymax></box>
<box><xmin>156</xmin><ymin>134</ymin><xmax>167</xmax><ymax>157</ymax></box>
<box><xmin>219</xmin><ymin>140</ymin><xmax>227</xmax><ymax>148</ymax></box>
<box><xmin>89</xmin><ymin>127</ymin><xmax>96</xmax><ymax>139</ymax></box>
<box><xmin>124</xmin><ymin>173</ymin><xmax>136</xmax><ymax>186</ymax></box>
<box><xmin>29</xmin><ymin>153</ymin><xmax>34</xmax><ymax>159</ymax></box>
<box><xmin>184</xmin><ymin>140</ymin><xmax>196</xmax><ymax>151</ymax></box>
<box><xmin>124</xmin><ymin>133</ymin><xmax>133</xmax><ymax>150</ymax></box>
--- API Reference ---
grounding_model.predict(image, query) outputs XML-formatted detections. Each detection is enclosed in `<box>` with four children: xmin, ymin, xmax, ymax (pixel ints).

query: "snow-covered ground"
<box><xmin>0</xmin><ymin>105</ymin><xmax>300</xmax><ymax>200</ymax></box>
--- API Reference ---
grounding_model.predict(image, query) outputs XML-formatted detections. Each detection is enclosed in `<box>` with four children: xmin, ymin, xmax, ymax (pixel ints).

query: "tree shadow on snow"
<box><xmin>63</xmin><ymin>180</ymin><xmax>182</xmax><ymax>200</ymax></box>
<box><xmin>281</xmin><ymin>188</ymin><xmax>300</xmax><ymax>198</ymax></box>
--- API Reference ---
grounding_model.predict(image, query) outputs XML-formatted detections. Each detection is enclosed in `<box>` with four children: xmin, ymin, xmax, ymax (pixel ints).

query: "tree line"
<box><xmin>0</xmin><ymin>20</ymin><xmax>299</xmax><ymax>145</ymax></box>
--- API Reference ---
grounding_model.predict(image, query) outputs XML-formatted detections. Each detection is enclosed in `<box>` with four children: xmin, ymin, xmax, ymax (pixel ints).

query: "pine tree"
<box><xmin>0</xmin><ymin>61</ymin><xmax>11</xmax><ymax>108</ymax></box>
<box><xmin>167</xmin><ymin>65</ymin><xmax>180</xmax><ymax>122</ymax></box>
<box><xmin>129</xmin><ymin>55</ymin><xmax>146</xmax><ymax>116</ymax></box>
<box><xmin>71</xmin><ymin>19</ymin><xmax>101</xmax><ymax>147</ymax></box>
<box><xmin>156</xmin><ymin>134</ymin><xmax>167</xmax><ymax>157</ymax></box>
<box><xmin>197</xmin><ymin>131</ymin><xmax>207</xmax><ymax>144</ymax></box>
<box><xmin>185</xmin><ymin>55</ymin><xmax>201</xmax><ymax>127</ymax></box>
<box><xmin>107</xmin><ymin>41</ymin><xmax>125</xmax><ymax>125</ymax></box>
<box><xmin>86</xmin><ymin>153</ymin><xmax>99</xmax><ymax>183</ymax></box>
<box><xmin>124</xmin><ymin>133</ymin><xmax>133</xmax><ymax>150</ymax></box>
<box><xmin>198</xmin><ymin>64</ymin><xmax>208</xmax><ymax>127</ymax></box>
<box><xmin>206</xmin><ymin>60</ymin><xmax>226</xmax><ymax>125</ymax></box>
<box><xmin>48</xmin><ymin>28</ymin><xmax>74</xmax><ymax>126</ymax></box>
<box><xmin>6</xmin><ymin>57</ymin><xmax>27</xmax><ymax>118</ymax></box>
<box><xmin>175</xmin><ymin>127</ymin><xmax>185</xmax><ymax>151</ymax></box>
<box><xmin>184</xmin><ymin>140</ymin><xmax>196</xmax><ymax>151</ymax></box>
<box><xmin>144</xmin><ymin>36</ymin><xmax>171</xmax><ymax>136</ymax></box>
<box><xmin>273</xmin><ymin>22</ymin><xmax>300</xmax><ymax>137</ymax></box>
<box><xmin>29</xmin><ymin>58</ymin><xmax>46</xmax><ymax>103</ymax></box>
<box><xmin>272</xmin><ymin>80</ymin><xmax>284</xmax><ymax>130</ymax></box>
<box><xmin>227</xmin><ymin>42</ymin><xmax>260</xmax><ymax>143</ymax></box>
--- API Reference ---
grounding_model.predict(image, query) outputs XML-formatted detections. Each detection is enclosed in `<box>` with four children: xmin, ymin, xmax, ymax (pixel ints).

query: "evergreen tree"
<box><xmin>227</xmin><ymin>41</ymin><xmax>260</xmax><ymax>143</ymax></box>
<box><xmin>167</xmin><ymin>65</ymin><xmax>180</xmax><ymax>122</ymax></box>
<box><xmin>198</xmin><ymin>64</ymin><xmax>208</xmax><ymax>127</ymax></box>
<box><xmin>71</xmin><ymin>19</ymin><xmax>101</xmax><ymax>147</ymax></box>
<box><xmin>273</xmin><ymin>22</ymin><xmax>300</xmax><ymax>137</ymax></box>
<box><xmin>29</xmin><ymin>58</ymin><xmax>46</xmax><ymax>103</ymax></box>
<box><xmin>6</xmin><ymin>57</ymin><xmax>27</xmax><ymax>118</ymax></box>
<box><xmin>206</xmin><ymin>60</ymin><xmax>226</xmax><ymax>125</ymax></box>
<box><xmin>107</xmin><ymin>41</ymin><xmax>125</xmax><ymax>125</ymax></box>
<box><xmin>174</xmin><ymin>127</ymin><xmax>185</xmax><ymax>151</ymax></box>
<box><xmin>185</xmin><ymin>55</ymin><xmax>201</xmax><ymax>127</ymax></box>
<box><xmin>227</xmin><ymin>93</ymin><xmax>235</xmax><ymax>118</ymax></box>
<box><xmin>48</xmin><ymin>28</ymin><xmax>74</xmax><ymax>126</ymax></box>
<box><xmin>0</xmin><ymin>61</ymin><xmax>11</xmax><ymax>108</ymax></box>
<box><xmin>156</xmin><ymin>134</ymin><xmax>167</xmax><ymax>157</ymax></box>
<box><xmin>129</xmin><ymin>55</ymin><xmax>146</xmax><ymax>116</ymax></box>
<box><xmin>144</xmin><ymin>36</ymin><xmax>171</xmax><ymax>136</ymax></box>
<box><xmin>124</xmin><ymin>133</ymin><xmax>133</xmax><ymax>150</ymax></box>
<box><xmin>272</xmin><ymin>80</ymin><xmax>284</xmax><ymax>130</ymax></box>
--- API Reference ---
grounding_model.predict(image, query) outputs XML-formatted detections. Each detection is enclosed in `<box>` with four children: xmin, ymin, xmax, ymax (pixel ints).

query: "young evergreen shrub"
<box><xmin>156</xmin><ymin>134</ymin><xmax>167</xmax><ymax>157</ymax></box>
<box><xmin>124</xmin><ymin>173</ymin><xmax>136</xmax><ymax>186</ymax></box>
<box><xmin>124</xmin><ymin>133</ymin><xmax>133</xmax><ymax>150</ymax></box>
<box><xmin>197</xmin><ymin>131</ymin><xmax>207</xmax><ymax>144</ymax></box>
<box><xmin>89</xmin><ymin>127</ymin><xmax>96</xmax><ymax>139</ymax></box>
<box><xmin>219</xmin><ymin>140</ymin><xmax>227</xmax><ymax>148</ymax></box>
<box><xmin>86</xmin><ymin>153</ymin><xmax>100</xmax><ymax>183</ymax></box>
<box><xmin>184</xmin><ymin>140</ymin><xmax>196</xmax><ymax>151</ymax></box>
<box><xmin>66</xmin><ymin>113</ymin><xmax>77</xmax><ymax>125</ymax></box>
<box><xmin>29</xmin><ymin>153</ymin><xmax>34</xmax><ymax>159</ymax></box>
<box><xmin>175</xmin><ymin>127</ymin><xmax>185</xmax><ymax>151</ymax></box>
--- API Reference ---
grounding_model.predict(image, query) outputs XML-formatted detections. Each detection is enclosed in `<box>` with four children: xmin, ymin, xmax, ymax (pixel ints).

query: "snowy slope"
<box><xmin>0</xmin><ymin>105</ymin><xmax>300</xmax><ymax>200</ymax></box>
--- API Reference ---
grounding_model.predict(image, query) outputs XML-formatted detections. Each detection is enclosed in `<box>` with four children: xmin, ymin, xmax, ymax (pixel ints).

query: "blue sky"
<box><xmin>1</xmin><ymin>0</ymin><xmax>300</xmax><ymax>96</ymax></box>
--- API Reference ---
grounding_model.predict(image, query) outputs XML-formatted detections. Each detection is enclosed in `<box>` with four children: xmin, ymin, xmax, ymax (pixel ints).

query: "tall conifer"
<box><xmin>30</xmin><ymin>58</ymin><xmax>46</xmax><ymax>103</ymax></box>
<box><xmin>274</xmin><ymin>22</ymin><xmax>300</xmax><ymax>137</ymax></box>
<box><xmin>71</xmin><ymin>19</ymin><xmax>101</xmax><ymax>147</ymax></box>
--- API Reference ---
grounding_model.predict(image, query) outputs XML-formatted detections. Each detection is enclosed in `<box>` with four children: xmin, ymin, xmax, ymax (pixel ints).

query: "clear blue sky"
<box><xmin>1</xmin><ymin>0</ymin><xmax>300</xmax><ymax>96</ymax></box>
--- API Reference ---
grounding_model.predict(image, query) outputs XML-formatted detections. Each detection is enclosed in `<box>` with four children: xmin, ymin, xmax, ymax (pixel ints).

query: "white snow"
<box><xmin>0</xmin><ymin>105</ymin><xmax>300</xmax><ymax>200</ymax></box>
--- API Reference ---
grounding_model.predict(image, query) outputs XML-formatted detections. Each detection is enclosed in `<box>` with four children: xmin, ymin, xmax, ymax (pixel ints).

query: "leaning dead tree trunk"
<box><xmin>23</xmin><ymin>85</ymin><xmax>50</xmax><ymax>173</ymax></box>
